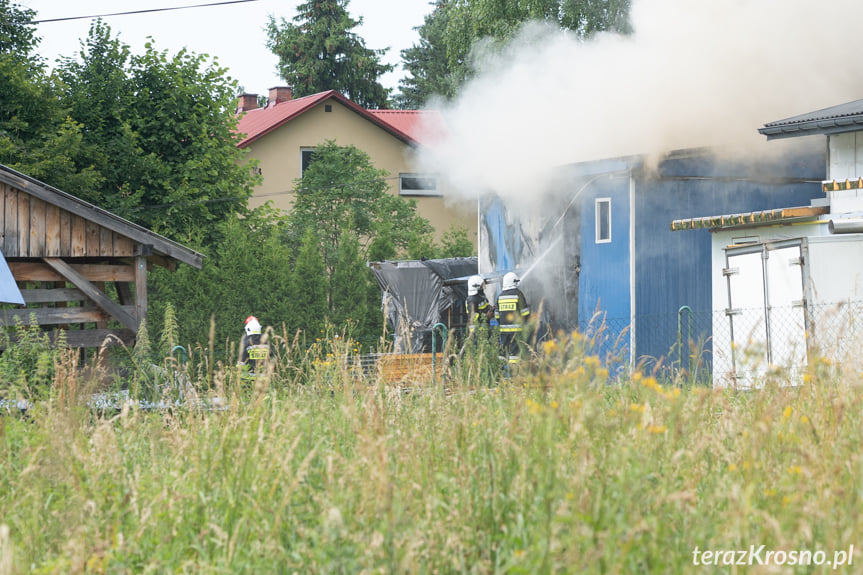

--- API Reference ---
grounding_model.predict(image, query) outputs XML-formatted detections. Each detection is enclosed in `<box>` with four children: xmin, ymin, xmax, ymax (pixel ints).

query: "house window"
<box><xmin>595</xmin><ymin>198</ymin><xmax>611</xmax><ymax>243</ymax></box>
<box><xmin>399</xmin><ymin>173</ymin><xmax>440</xmax><ymax>196</ymax></box>
<box><xmin>300</xmin><ymin>148</ymin><xmax>316</xmax><ymax>177</ymax></box>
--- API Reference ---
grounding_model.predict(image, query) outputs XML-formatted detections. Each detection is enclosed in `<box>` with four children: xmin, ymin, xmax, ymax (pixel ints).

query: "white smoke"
<box><xmin>419</xmin><ymin>0</ymin><xmax>863</xmax><ymax>204</ymax></box>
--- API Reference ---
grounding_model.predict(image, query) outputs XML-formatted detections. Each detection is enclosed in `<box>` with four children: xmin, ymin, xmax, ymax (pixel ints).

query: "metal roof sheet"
<box><xmin>0</xmin><ymin>247</ymin><xmax>23</xmax><ymax>305</ymax></box>
<box><xmin>234</xmin><ymin>90</ymin><xmax>437</xmax><ymax>148</ymax></box>
<box><xmin>759</xmin><ymin>99</ymin><xmax>863</xmax><ymax>140</ymax></box>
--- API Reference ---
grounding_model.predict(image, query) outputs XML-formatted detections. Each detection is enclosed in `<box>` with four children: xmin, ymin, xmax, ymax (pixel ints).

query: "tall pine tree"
<box><xmin>266</xmin><ymin>0</ymin><xmax>393</xmax><ymax>109</ymax></box>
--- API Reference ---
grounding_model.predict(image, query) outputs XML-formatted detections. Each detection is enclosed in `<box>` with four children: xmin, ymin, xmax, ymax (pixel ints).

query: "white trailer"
<box><xmin>712</xmin><ymin>231</ymin><xmax>863</xmax><ymax>388</ymax></box>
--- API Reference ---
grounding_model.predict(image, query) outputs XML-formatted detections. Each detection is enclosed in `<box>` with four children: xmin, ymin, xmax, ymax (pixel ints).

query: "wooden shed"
<box><xmin>0</xmin><ymin>164</ymin><xmax>203</xmax><ymax>350</ymax></box>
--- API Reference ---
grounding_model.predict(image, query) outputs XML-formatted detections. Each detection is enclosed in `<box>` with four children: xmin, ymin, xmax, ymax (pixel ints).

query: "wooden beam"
<box><xmin>9</xmin><ymin>262</ymin><xmax>135</xmax><ymax>282</ymax></box>
<box><xmin>0</xmin><ymin>305</ymin><xmax>134</xmax><ymax>326</ymax></box>
<box><xmin>20</xmin><ymin>287</ymin><xmax>86</xmax><ymax>304</ymax></box>
<box><xmin>0</xmin><ymin>328</ymin><xmax>135</xmax><ymax>350</ymax></box>
<box><xmin>116</xmin><ymin>282</ymin><xmax>133</xmax><ymax>306</ymax></box>
<box><xmin>43</xmin><ymin>257</ymin><xmax>140</xmax><ymax>332</ymax></box>
<box><xmin>135</xmin><ymin>255</ymin><xmax>147</xmax><ymax>328</ymax></box>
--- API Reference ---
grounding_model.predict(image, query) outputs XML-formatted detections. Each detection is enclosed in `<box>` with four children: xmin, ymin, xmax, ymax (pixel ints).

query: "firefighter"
<box><xmin>495</xmin><ymin>272</ymin><xmax>530</xmax><ymax>363</ymax></box>
<box><xmin>465</xmin><ymin>274</ymin><xmax>494</xmax><ymax>330</ymax></box>
<box><xmin>239</xmin><ymin>315</ymin><xmax>269</xmax><ymax>374</ymax></box>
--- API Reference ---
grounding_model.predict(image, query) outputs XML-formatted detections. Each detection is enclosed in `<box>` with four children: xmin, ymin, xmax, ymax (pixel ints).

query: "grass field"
<box><xmin>1</xmin><ymin>330</ymin><xmax>862</xmax><ymax>573</ymax></box>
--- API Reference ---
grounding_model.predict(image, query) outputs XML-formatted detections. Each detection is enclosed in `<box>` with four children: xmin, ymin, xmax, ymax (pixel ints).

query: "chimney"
<box><xmin>268</xmin><ymin>86</ymin><xmax>292</xmax><ymax>107</ymax></box>
<box><xmin>236</xmin><ymin>93</ymin><xmax>258</xmax><ymax>113</ymax></box>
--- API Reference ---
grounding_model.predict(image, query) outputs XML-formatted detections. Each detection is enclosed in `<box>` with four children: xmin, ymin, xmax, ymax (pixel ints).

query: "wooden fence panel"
<box><xmin>45</xmin><ymin>204</ymin><xmax>61</xmax><ymax>257</ymax></box>
<box><xmin>5</xmin><ymin>188</ymin><xmax>17</xmax><ymax>257</ymax></box>
<box><xmin>17</xmin><ymin>193</ymin><xmax>29</xmax><ymax>257</ymax></box>
<box><xmin>71</xmin><ymin>215</ymin><xmax>86</xmax><ymax>257</ymax></box>
<box><xmin>28</xmin><ymin>196</ymin><xmax>46</xmax><ymax>257</ymax></box>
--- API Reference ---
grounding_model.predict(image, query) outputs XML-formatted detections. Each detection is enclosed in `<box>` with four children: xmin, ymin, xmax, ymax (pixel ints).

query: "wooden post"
<box><xmin>135</xmin><ymin>256</ymin><xmax>147</xmax><ymax>330</ymax></box>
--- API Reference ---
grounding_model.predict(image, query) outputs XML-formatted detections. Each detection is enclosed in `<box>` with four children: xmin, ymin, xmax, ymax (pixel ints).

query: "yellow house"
<box><xmin>234</xmin><ymin>87</ymin><xmax>477</xmax><ymax>245</ymax></box>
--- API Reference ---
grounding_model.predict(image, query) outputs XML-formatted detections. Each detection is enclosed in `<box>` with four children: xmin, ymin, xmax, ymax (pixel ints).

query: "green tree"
<box><xmin>266</xmin><ymin>0</ymin><xmax>393</xmax><ymax>108</ymax></box>
<box><xmin>394</xmin><ymin>1</ymin><xmax>459</xmax><ymax>107</ymax></box>
<box><xmin>290</xmin><ymin>229</ymin><xmax>328</xmax><ymax>339</ymax></box>
<box><xmin>149</xmin><ymin>207</ymin><xmax>293</xmax><ymax>352</ymax></box>
<box><xmin>289</xmin><ymin>140</ymin><xmax>432</xmax><ymax>280</ymax></box>
<box><xmin>398</xmin><ymin>0</ymin><xmax>632</xmax><ymax>101</ymax></box>
<box><xmin>55</xmin><ymin>21</ymin><xmax>258</xmax><ymax>245</ymax></box>
<box><xmin>0</xmin><ymin>2</ymin><xmax>101</xmax><ymax>195</ymax></box>
<box><xmin>330</xmin><ymin>230</ymin><xmax>370</xmax><ymax>332</ymax></box>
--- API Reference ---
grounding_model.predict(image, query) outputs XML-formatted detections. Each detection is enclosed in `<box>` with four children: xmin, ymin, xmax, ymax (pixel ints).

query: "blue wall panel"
<box><xmin>632</xmin><ymin>145</ymin><xmax>826</xmax><ymax>370</ymax></box>
<box><xmin>578</xmin><ymin>174</ymin><xmax>631</xmax><ymax>357</ymax></box>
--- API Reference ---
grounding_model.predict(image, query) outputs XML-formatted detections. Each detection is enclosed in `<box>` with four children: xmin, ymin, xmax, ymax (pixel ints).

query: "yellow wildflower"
<box><xmin>783</xmin><ymin>406</ymin><xmax>793</xmax><ymax>419</ymax></box>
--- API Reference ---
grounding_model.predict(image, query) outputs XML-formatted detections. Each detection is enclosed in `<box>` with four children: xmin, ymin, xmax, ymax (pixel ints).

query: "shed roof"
<box><xmin>759</xmin><ymin>99</ymin><xmax>863</xmax><ymax>140</ymax></box>
<box><xmin>235</xmin><ymin>90</ymin><xmax>441</xmax><ymax>148</ymax></box>
<box><xmin>0</xmin><ymin>164</ymin><xmax>203</xmax><ymax>268</ymax></box>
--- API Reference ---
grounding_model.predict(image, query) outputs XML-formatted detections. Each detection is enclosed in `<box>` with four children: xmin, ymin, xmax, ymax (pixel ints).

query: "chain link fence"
<box><xmin>575</xmin><ymin>300</ymin><xmax>863</xmax><ymax>386</ymax></box>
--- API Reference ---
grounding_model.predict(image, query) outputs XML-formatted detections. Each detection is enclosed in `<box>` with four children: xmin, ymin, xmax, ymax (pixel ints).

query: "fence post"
<box><xmin>431</xmin><ymin>323</ymin><xmax>448</xmax><ymax>384</ymax></box>
<box><xmin>677</xmin><ymin>306</ymin><xmax>693</xmax><ymax>372</ymax></box>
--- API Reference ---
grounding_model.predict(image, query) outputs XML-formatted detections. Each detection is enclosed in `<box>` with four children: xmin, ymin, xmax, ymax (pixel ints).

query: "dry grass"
<box><xmin>1</xmin><ymin>331</ymin><xmax>862</xmax><ymax>573</ymax></box>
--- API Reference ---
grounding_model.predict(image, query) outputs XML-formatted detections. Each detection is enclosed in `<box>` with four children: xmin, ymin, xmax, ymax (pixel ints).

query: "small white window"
<box><xmin>595</xmin><ymin>198</ymin><xmax>611</xmax><ymax>243</ymax></box>
<box><xmin>399</xmin><ymin>173</ymin><xmax>440</xmax><ymax>196</ymax></box>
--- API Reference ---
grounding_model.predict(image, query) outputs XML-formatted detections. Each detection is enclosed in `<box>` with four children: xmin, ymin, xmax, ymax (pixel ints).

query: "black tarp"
<box><xmin>369</xmin><ymin>257</ymin><xmax>477</xmax><ymax>353</ymax></box>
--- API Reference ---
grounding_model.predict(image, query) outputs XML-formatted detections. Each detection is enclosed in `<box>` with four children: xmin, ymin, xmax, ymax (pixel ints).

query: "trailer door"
<box><xmin>725</xmin><ymin>248</ymin><xmax>768</xmax><ymax>386</ymax></box>
<box><xmin>725</xmin><ymin>241</ymin><xmax>807</xmax><ymax>387</ymax></box>
<box><xmin>764</xmin><ymin>244</ymin><xmax>807</xmax><ymax>379</ymax></box>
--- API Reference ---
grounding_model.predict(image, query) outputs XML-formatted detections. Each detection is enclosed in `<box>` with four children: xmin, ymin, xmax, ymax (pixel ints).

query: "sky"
<box><xmin>23</xmin><ymin>0</ymin><xmax>433</xmax><ymax>94</ymax></box>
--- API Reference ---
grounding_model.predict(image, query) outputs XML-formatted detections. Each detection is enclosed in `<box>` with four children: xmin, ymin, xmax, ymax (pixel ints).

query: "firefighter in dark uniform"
<box><xmin>465</xmin><ymin>275</ymin><xmax>493</xmax><ymax>330</ymax></box>
<box><xmin>239</xmin><ymin>315</ymin><xmax>269</xmax><ymax>375</ymax></box>
<box><xmin>495</xmin><ymin>272</ymin><xmax>530</xmax><ymax>363</ymax></box>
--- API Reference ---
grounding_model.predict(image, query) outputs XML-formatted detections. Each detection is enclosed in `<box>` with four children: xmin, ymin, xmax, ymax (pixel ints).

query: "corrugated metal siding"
<box><xmin>633</xmin><ymin>147</ymin><xmax>826</xmax><ymax>369</ymax></box>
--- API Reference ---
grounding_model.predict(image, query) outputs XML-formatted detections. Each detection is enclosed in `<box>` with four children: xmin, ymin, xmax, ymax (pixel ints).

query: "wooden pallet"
<box><xmin>377</xmin><ymin>353</ymin><xmax>437</xmax><ymax>384</ymax></box>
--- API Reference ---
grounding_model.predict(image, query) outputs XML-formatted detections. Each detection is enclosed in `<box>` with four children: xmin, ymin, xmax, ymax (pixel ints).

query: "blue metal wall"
<box><xmin>578</xmin><ymin>173</ymin><xmax>632</xmax><ymax>359</ymax></box>
<box><xmin>479</xmin><ymin>141</ymin><xmax>826</xmax><ymax>375</ymax></box>
<box><xmin>631</xmin><ymin>145</ymin><xmax>825</xmax><ymax>371</ymax></box>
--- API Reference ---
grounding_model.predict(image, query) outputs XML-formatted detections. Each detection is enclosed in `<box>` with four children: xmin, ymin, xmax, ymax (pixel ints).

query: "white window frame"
<box><xmin>595</xmin><ymin>197</ymin><xmax>611</xmax><ymax>243</ymax></box>
<box><xmin>300</xmin><ymin>147</ymin><xmax>316</xmax><ymax>177</ymax></box>
<box><xmin>399</xmin><ymin>173</ymin><xmax>441</xmax><ymax>197</ymax></box>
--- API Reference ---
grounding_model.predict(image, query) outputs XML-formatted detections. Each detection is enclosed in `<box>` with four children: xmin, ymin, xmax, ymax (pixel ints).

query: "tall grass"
<box><xmin>1</xmin><ymin>328</ymin><xmax>862</xmax><ymax>573</ymax></box>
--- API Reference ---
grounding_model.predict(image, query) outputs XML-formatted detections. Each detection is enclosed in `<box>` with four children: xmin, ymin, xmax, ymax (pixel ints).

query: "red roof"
<box><xmin>366</xmin><ymin>110</ymin><xmax>446</xmax><ymax>146</ymax></box>
<box><xmin>234</xmin><ymin>90</ymin><xmax>444</xmax><ymax>148</ymax></box>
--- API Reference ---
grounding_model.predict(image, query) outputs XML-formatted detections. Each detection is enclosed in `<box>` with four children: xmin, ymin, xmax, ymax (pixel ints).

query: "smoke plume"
<box><xmin>419</xmin><ymin>0</ymin><xmax>863</xmax><ymax>204</ymax></box>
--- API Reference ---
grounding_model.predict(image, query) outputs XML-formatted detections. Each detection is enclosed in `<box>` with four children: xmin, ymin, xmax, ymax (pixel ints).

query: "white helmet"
<box><xmin>244</xmin><ymin>315</ymin><xmax>261</xmax><ymax>336</ymax></box>
<box><xmin>502</xmin><ymin>271</ymin><xmax>520</xmax><ymax>291</ymax></box>
<box><xmin>467</xmin><ymin>275</ymin><xmax>484</xmax><ymax>296</ymax></box>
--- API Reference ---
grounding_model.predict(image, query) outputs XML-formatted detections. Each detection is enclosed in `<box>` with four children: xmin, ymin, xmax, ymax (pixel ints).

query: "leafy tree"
<box><xmin>266</xmin><ymin>0</ymin><xmax>393</xmax><ymax>108</ymax></box>
<box><xmin>149</xmin><ymin>207</ymin><xmax>294</xmax><ymax>351</ymax></box>
<box><xmin>398</xmin><ymin>0</ymin><xmax>632</xmax><ymax>102</ymax></box>
<box><xmin>330</xmin><ymin>230</ymin><xmax>370</xmax><ymax>331</ymax></box>
<box><xmin>55</xmin><ymin>20</ymin><xmax>258</xmax><ymax>245</ymax></box>
<box><xmin>394</xmin><ymin>1</ymin><xmax>458</xmax><ymax>108</ymax></box>
<box><xmin>289</xmin><ymin>140</ymin><xmax>432</xmax><ymax>278</ymax></box>
<box><xmin>438</xmin><ymin>225</ymin><xmax>475</xmax><ymax>258</ymax></box>
<box><xmin>290</xmin><ymin>229</ymin><xmax>328</xmax><ymax>339</ymax></box>
<box><xmin>0</xmin><ymin>2</ymin><xmax>101</xmax><ymax>195</ymax></box>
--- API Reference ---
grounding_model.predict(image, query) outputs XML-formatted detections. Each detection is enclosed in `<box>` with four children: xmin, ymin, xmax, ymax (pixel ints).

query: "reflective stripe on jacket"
<box><xmin>495</xmin><ymin>289</ymin><xmax>530</xmax><ymax>332</ymax></box>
